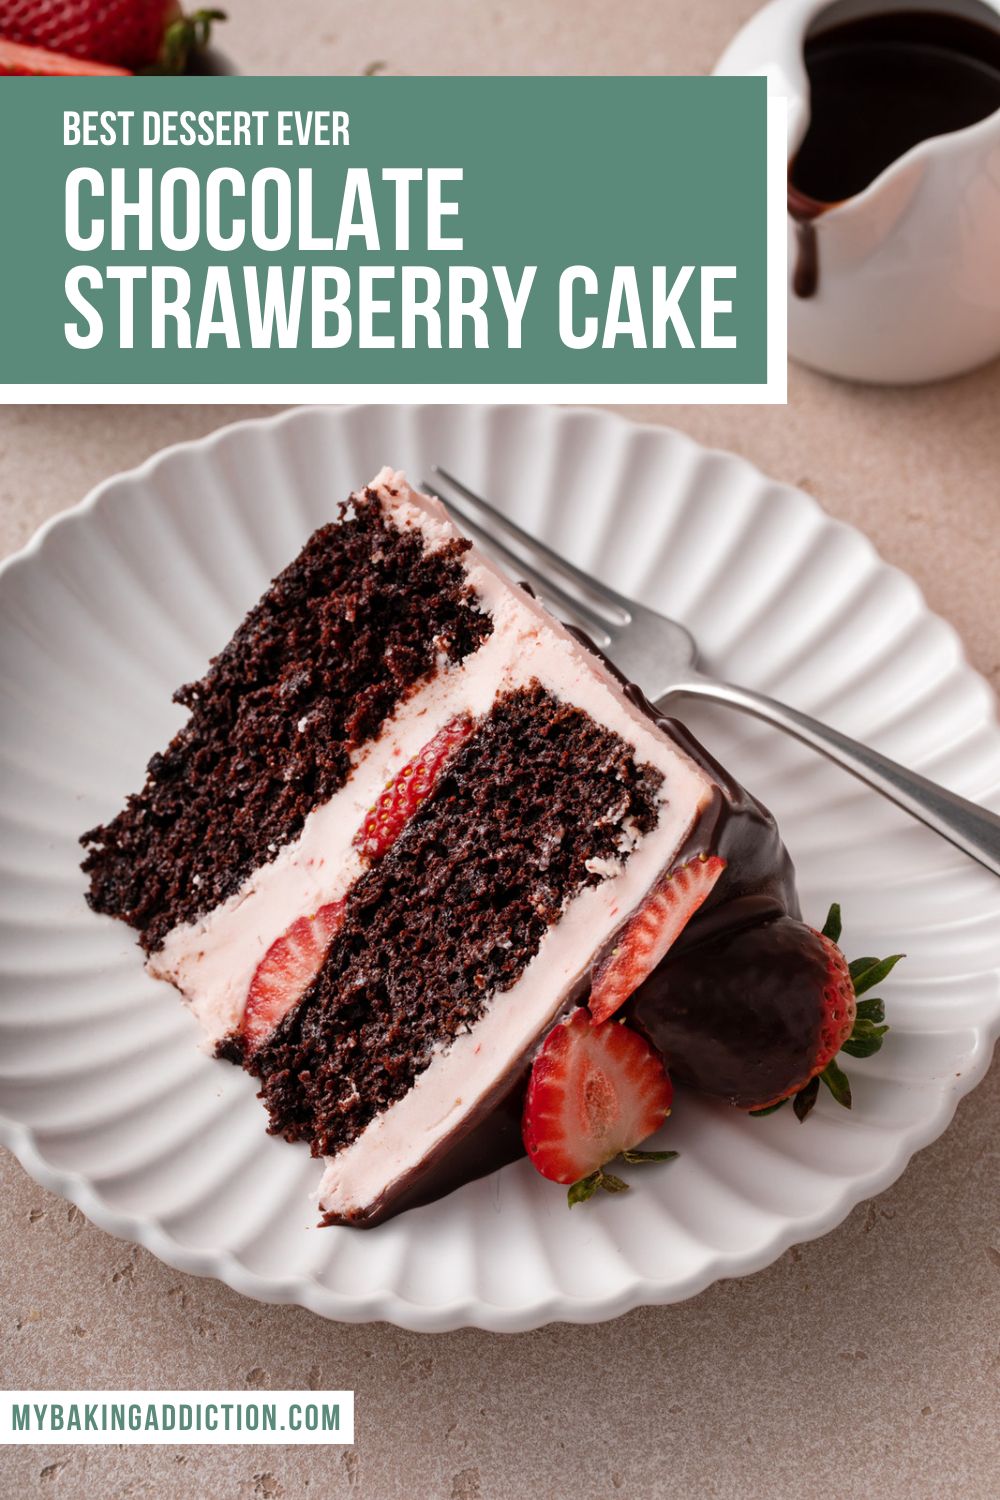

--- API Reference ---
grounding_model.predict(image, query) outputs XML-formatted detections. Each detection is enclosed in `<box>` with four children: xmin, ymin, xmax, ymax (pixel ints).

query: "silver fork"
<box><xmin>425</xmin><ymin>467</ymin><xmax>1000</xmax><ymax>879</ymax></box>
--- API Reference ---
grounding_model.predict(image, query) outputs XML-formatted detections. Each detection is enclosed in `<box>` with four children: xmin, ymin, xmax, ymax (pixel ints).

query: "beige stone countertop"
<box><xmin>2</xmin><ymin>2</ymin><xmax>1000</xmax><ymax>1497</ymax></box>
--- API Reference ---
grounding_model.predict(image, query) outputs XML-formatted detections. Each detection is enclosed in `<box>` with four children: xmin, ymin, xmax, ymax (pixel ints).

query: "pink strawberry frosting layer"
<box><xmin>148</xmin><ymin>471</ymin><xmax>715</xmax><ymax>1219</ymax></box>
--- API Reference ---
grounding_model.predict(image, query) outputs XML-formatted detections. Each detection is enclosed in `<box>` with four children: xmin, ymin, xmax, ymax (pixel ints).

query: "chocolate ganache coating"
<box><xmin>626</xmin><ymin>915</ymin><xmax>830</xmax><ymax>1109</ymax></box>
<box><xmin>621</xmin><ymin>698</ymin><xmax>814</xmax><ymax>1107</ymax></box>
<box><xmin>634</xmin><ymin>698</ymin><xmax>799</xmax><ymax>945</ymax></box>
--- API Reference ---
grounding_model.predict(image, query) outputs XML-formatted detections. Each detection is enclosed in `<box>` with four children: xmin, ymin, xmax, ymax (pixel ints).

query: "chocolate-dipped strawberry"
<box><xmin>625</xmin><ymin>903</ymin><xmax>901</xmax><ymax>1119</ymax></box>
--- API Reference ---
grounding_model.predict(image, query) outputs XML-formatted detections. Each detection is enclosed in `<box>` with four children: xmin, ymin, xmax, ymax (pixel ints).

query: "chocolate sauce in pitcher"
<box><xmin>789</xmin><ymin>8</ymin><xmax>1000</xmax><ymax>297</ymax></box>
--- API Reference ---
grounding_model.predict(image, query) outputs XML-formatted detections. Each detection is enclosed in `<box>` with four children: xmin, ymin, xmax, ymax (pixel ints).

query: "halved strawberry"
<box><xmin>522</xmin><ymin>1008</ymin><xmax>676</xmax><ymax>1205</ymax></box>
<box><xmin>240</xmin><ymin>900</ymin><xmax>344</xmax><ymax>1052</ymax></box>
<box><xmin>353</xmin><ymin>714</ymin><xmax>474</xmax><ymax>862</ymax></box>
<box><xmin>588</xmin><ymin>853</ymin><xmax>726</xmax><ymax>1024</ymax></box>
<box><xmin>0</xmin><ymin>37</ymin><xmax>129</xmax><ymax>73</ymax></box>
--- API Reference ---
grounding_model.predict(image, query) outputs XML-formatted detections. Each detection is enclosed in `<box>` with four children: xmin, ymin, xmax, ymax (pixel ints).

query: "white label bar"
<box><xmin>0</xmin><ymin>1391</ymin><xmax>354</xmax><ymax>1445</ymax></box>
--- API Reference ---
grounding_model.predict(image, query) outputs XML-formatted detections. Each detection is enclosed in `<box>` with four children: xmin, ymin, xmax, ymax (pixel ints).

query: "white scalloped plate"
<box><xmin>1</xmin><ymin>405</ymin><xmax>998</xmax><ymax>1333</ymax></box>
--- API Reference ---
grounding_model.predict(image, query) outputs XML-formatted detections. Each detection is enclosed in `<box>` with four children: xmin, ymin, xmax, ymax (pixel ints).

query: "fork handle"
<box><xmin>660</xmin><ymin>676</ymin><xmax>1000</xmax><ymax>878</ymax></box>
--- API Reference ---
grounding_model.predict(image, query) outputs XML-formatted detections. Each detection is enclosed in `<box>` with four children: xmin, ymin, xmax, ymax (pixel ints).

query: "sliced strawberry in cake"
<box><xmin>353</xmin><ymin>714</ymin><xmax>474</xmax><ymax>862</ymax></box>
<box><xmin>240</xmin><ymin>900</ymin><xmax>345</xmax><ymax>1053</ymax></box>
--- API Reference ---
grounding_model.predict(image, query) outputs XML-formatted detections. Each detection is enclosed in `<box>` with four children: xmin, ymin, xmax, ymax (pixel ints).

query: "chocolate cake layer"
<box><xmin>80</xmin><ymin>490</ymin><xmax>492</xmax><ymax>954</ymax></box>
<box><xmin>241</xmin><ymin>682</ymin><xmax>664</xmax><ymax>1158</ymax></box>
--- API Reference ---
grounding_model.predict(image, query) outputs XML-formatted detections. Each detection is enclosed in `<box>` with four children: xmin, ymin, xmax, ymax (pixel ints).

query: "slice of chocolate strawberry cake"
<box><xmin>81</xmin><ymin>468</ymin><xmax>800</xmax><ymax>1226</ymax></box>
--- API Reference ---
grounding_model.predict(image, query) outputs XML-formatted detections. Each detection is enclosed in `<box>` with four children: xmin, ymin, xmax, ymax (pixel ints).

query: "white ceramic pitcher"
<box><xmin>716</xmin><ymin>0</ymin><xmax>1000</xmax><ymax>384</ymax></box>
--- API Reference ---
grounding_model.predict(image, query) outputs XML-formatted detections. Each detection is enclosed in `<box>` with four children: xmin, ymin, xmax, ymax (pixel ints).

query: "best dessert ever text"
<box><xmin>60</xmin><ymin>107</ymin><xmax>740</xmax><ymax>355</ymax></box>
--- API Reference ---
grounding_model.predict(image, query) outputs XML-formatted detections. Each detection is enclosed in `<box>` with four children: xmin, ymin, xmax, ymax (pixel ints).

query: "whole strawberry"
<box><xmin>626</xmin><ymin>903</ymin><xmax>901</xmax><ymax>1120</ymax></box>
<box><xmin>1</xmin><ymin>1</ymin><xmax>225</xmax><ymax>72</ymax></box>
